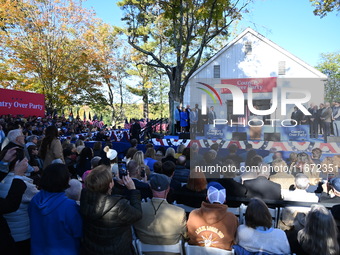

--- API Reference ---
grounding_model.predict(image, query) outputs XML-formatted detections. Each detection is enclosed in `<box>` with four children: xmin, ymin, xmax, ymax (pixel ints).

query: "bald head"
<box><xmin>177</xmin><ymin>155</ymin><xmax>186</xmax><ymax>166</ymax></box>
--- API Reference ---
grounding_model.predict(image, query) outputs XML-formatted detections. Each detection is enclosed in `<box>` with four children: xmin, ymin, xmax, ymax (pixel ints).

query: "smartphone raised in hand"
<box><xmin>118</xmin><ymin>162</ymin><xmax>128</xmax><ymax>179</ymax></box>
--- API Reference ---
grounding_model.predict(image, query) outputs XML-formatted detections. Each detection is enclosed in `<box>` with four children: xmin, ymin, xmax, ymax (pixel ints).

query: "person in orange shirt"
<box><xmin>186</xmin><ymin>182</ymin><xmax>238</xmax><ymax>251</ymax></box>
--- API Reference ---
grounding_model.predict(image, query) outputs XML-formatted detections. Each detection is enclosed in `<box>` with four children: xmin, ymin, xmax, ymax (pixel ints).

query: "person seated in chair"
<box><xmin>133</xmin><ymin>174</ymin><xmax>186</xmax><ymax>254</ymax></box>
<box><xmin>235</xmin><ymin>198</ymin><xmax>291</xmax><ymax>254</ymax></box>
<box><xmin>244</xmin><ymin>164</ymin><xmax>282</xmax><ymax>201</ymax></box>
<box><xmin>187</xmin><ymin>182</ymin><xmax>238</xmax><ymax>251</ymax></box>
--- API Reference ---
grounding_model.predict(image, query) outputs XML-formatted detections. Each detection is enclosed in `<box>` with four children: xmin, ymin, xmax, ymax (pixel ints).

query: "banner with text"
<box><xmin>0</xmin><ymin>89</ymin><xmax>45</xmax><ymax>117</ymax></box>
<box><xmin>221</xmin><ymin>77</ymin><xmax>277</xmax><ymax>93</ymax></box>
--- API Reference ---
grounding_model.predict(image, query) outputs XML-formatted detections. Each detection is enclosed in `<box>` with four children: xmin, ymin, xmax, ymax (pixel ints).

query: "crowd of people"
<box><xmin>291</xmin><ymin>102</ymin><xmax>340</xmax><ymax>142</ymax></box>
<box><xmin>0</xmin><ymin>115</ymin><xmax>340</xmax><ymax>255</ymax></box>
<box><xmin>173</xmin><ymin>101</ymin><xmax>340</xmax><ymax>142</ymax></box>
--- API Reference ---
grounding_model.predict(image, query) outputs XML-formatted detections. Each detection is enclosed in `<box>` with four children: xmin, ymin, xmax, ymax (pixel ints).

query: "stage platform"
<box><xmin>158</xmin><ymin>134</ymin><xmax>340</xmax><ymax>155</ymax></box>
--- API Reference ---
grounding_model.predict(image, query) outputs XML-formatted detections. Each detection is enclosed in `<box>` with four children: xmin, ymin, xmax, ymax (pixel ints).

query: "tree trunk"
<box><xmin>143</xmin><ymin>92</ymin><xmax>149</xmax><ymax>120</ymax></box>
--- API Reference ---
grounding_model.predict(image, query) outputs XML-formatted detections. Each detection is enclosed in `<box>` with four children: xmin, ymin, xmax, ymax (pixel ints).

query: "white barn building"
<box><xmin>184</xmin><ymin>28</ymin><xmax>327</xmax><ymax>126</ymax></box>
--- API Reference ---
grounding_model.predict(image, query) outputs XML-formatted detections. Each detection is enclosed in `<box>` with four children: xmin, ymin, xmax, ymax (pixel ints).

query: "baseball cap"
<box><xmin>150</xmin><ymin>174</ymin><xmax>170</xmax><ymax>192</ymax></box>
<box><xmin>207</xmin><ymin>182</ymin><xmax>226</xmax><ymax>204</ymax></box>
<box><xmin>330</xmin><ymin>177</ymin><xmax>340</xmax><ymax>192</ymax></box>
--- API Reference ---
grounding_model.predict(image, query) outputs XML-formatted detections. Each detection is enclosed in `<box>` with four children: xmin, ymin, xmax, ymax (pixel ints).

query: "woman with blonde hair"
<box><xmin>161</xmin><ymin>147</ymin><xmax>177</xmax><ymax>164</ymax></box>
<box><xmin>133</xmin><ymin>151</ymin><xmax>150</xmax><ymax>178</ymax></box>
<box><xmin>144</xmin><ymin>148</ymin><xmax>157</xmax><ymax>172</ymax></box>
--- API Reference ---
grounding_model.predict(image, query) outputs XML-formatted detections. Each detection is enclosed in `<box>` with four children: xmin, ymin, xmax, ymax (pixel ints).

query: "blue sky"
<box><xmin>83</xmin><ymin>0</ymin><xmax>339</xmax><ymax>67</ymax></box>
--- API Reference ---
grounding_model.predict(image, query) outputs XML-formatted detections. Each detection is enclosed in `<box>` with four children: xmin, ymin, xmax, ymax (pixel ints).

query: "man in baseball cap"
<box><xmin>187</xmin><ymin>182</ymin><xmax>238</xmax><ymax>251</ymax></box>
<box><xmin>133</xmin><ymin>173</ymin><xmax>187</xmax><ymax>246</ymax></box>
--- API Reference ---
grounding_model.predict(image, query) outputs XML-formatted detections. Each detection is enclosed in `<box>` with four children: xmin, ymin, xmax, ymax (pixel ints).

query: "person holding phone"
<box><xmin>2</xmin><ymin>129</ymin><xmax>38</xmax><ymax>176</ymax></box>
<box><xmin>80</xmin><ymin>165</ymin><xmax>142</xmax><ymax>255</ymax></box>
<box><xmin>319</xmin><ymin>177</ymin><xmax>340</xmax><ymax>203</ymax></box>
<box><xmin>126</xmin><ymin>160</ymin><xmax>152</xmax><ymax>201</ymax></box>
<box><xmin>0</xmin><ymin>148</ymin><xmax>29</xmax><ymax>255</ymax></box>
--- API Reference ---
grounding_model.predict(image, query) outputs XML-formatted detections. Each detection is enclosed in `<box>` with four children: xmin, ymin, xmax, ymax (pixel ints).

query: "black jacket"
<box><xmin>244</xmin><ymin>176</ymin><xmax>282</xmax><ymax>201</ymax></box>
<box><xmin>80</xmin><ymin>188</ymin><xmax>142</xmax><ymax>255</ymax></box>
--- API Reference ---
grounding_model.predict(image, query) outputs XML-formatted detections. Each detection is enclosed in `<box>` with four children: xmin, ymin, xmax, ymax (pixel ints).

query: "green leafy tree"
<box><xmin>82</xmin><ymin>21</ymin><xmax>132</xmax><ymax>123</ymax></box>
<box><xmin>117</xmin><ymin>0</ymin><xmax>251</xmax><ymax>132</ymax></box>
<box><xmin>316</xmin><ymin>52</ymin><xmax>340</xmax><ymax>102</ymax></box>
<box><xmin>310</xmin><ymin>0</ymin><xmax>340</xmax><ymax>17</ymax></box>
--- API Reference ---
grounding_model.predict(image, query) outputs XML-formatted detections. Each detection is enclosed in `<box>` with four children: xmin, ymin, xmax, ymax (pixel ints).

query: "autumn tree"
<box><xmin>0</xmin><ymin>0</ymin><xmax>106</xmax><ymax>112</ymax></box>
<box><xmin>316</xmin><ymin>52</ymin><xmax>340</xmax><ymax>102</ymax></box>
<box><xmin>310</xmin><ymin>0</ymin><xmax>340</xmax><ymax>17</ymax></box>
<box><xmin>126</xmin><ymin>48</ymin><xmax>159</xmax><ymax>119</ymax></box>
<box><xmin>81</xmin><ymin>21</ymin><xmax>132</xmax><ymax>123</ymax></box>
<box><xmin>116</xmin><ymin>0</ymin><xmax>251</xmax><ymax>131</ymax></box>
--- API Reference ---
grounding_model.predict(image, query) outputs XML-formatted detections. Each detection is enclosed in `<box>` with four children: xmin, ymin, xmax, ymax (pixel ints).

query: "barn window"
<box><xmin>213</xmin><ymin>65</ymin><xmax>220</xmax><ymax>78</ymax></box>
<box><xmin>278</xmin><ymin>61</ymin><xmax>286</xmax><ymax>75</ymax></box>
<box><xmin>245</xmin><ymin>41</ymin><xmax>252</xmax><ymax>55</ymax></box>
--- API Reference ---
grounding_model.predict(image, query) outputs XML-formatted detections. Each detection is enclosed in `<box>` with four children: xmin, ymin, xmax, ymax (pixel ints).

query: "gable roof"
<box><xmin>191</xmin><ymin>27</ymin><xmax>327</xmax><ymax>79</ymax></box>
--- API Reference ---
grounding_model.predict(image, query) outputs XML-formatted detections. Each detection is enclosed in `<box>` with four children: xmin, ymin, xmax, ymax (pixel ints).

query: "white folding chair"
<box><xmin>228</xmin><ymin>206</ymin><xmax>242</xmax><ymax>224</ymax></box>
<box><xmin>268</xmin><ymin>207</ymin><xmax>279</xmax><ymax>228</ymax></box>
<box><xmin>135</xmin><ymin>239</ymin><xmax>183</xmax><ymax>255</ymax></box>
<box><xmin>240</xmin><ymin>204</ymin><xmax>278</xmax><ymax>228</ymax></box>
<box><xmin>185</xmin><ymin>242</ymin><xmax>234</xmax><ymax>255</ymax></box>
<box><xmin>173</xmin><ymin>201</ymin><xmax>196</xmax><ymax>213</ymax></box>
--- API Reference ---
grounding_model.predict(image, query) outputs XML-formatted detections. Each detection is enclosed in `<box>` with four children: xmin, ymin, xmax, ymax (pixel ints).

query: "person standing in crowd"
<box><xmin>29</xmin><ymin>163</ymin><xmax>82</xmax><ymax>255</ymax></box>
<box><xmin>195</xmin><ymin>104</ymin><xmax>203</xmax><ymax>135</ymax></box>
<box><xmin>174</xmin><ymin>105</ymin><xmax>181</xmax><ymax>134</ymax></box>
<box><xmin>307</xmin><ymin>103</ymin><xmax>314</xmax><ymax>132</ymax></box>
<box><xmin>185</xmin><ymin>105</ymin><xmax>191</xmax><ymax>132</ymax></box>
<box><xmin>133</xmin><ymin>174</ymin><xmax>186</xmax><ymax>247</ymax></box>
<box><xmin>129</xmin><ymin>119</ymin><xmax>141</xmax><ymax>143</ymax></box>
<box><xmin>291</xmin><ymin>106</ymin><xmax>301</xmax><ymax>125</ymax></box>
<box><xmin>309</xmin><ymin>104</ymin><xmax>319</xmax><ymax>138</ymax></box>
<box><xmin>0</xmin><ymin>148</ymin><xmax>28</xmax><ymax>255</ymax></box>
<box><xmin>180</xmin><ymin>107</ymin><xmax>188</xmax><ymax>133</ymax></box>
<box><xmin>187</xmin><ymin>182</ymin><xmax>238</xmax><ymax>251</ymax></box>
<box><xmin>317</xmin><ymin>103</ymin><xmax>325</xmax><ymax>135</ymax></box>
<box><xmin>208</xmin><ymin>106</ymin><xmax>216</xmax><ymax>124</ymax></box>
<box><xmin>39</xmin><ymin>125</ymin><xmax>64</xmax><ymax>169</ymax></box>
<box><xmin>332</xmin><ymin>101</ymin><xmax>340</xmax><ymax>137</ymax></box>
<box><xmin>235</xmin><ymin>198</ymin><xmax>291</xmax><ymax>254</ymax></box>
<box><xmin>80</xmin><ymin>165</ymin><xmax>142</xmax><ymax>255</ymax></box>
<box><xmin>321</xmin><ymin>102</ymin><xmax>333</xmax><ymax>142</ymax></box>
<box><xmin>189</xmin><ymin>107</ymin><xmax>198</xmax><ymax>137</ymax></box>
